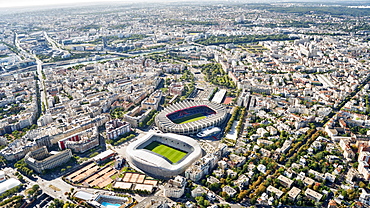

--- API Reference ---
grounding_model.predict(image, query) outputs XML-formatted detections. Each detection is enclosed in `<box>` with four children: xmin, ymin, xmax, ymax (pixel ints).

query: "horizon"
<box><xmin>0</xmin><ymin>0</ymin><xmax>123</xmax><ymax>8</ymax></box>
<box><xmin>0</xmin><ymin>0</ymin><xmax>368</xmax><ymax>9</ymax></box>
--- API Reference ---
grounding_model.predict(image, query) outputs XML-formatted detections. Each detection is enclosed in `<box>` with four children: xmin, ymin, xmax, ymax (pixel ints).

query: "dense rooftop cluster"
<box><xmin>0</xmin><ymin>1</ymin><xmax>369</xmax><ymax>208</ymax></box>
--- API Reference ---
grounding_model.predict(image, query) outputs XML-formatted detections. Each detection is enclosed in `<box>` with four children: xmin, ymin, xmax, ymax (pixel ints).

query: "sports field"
<box><xmin>144</xmin><ymin>141</ymin><xmax>187</xmax><ymax>164</ymax></box>
<box><xmin>172</xmin><ymin>113</ymin><xmax>206</xmax><ymax>124</ymax></box>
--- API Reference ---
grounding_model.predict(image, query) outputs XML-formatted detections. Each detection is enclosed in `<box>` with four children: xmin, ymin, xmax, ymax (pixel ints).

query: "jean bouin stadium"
<box><xmin>126</xmin><ymin>133</ymin><xmax>202</xmax><ymax>178</ymax></box>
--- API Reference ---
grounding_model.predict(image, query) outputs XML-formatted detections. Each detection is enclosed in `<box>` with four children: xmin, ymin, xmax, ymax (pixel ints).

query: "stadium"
<box><xmin>125</xmin><ymin>132</ymin><xmax>202</xmax><ymax>179</ymax></box>
<box><xmin>155</xmin><ymin>100</ymin><xmax>227</xmax><ymax>135</ymax></box>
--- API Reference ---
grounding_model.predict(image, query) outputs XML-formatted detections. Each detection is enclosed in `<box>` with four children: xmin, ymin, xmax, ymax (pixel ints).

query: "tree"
<box><xmin>53</xmin><ymin>96</ymin><xmax>60</xmax><ymax>104</ymax></box>
<box><xmin>237</xmin><ymin>190</ymin><xmax>248</xmax><ymax>201</ymax></box>
<box><xmin>32</xmin><ymin>185</ymin><xmax>39</xmax><ymax>191</ymax></box>
<box><xmin>309</xmin><ymin>123</ymin><xmax>316</xmax><ymax>129</ymax></box>
<box><xmin>359</xmin><ymin>181</ymin><xmax>366</xmax><ymax>188</ymax></box>
<box><xmin>203</xmin><ymin>200</ymin><xmax>210</xmax><ymax>207</ymax></box>
<box><xmin>209</xmin><ymin>183</ymin><xmax>221</xmax><ymax>192</ymax></box>
<box><xmin>0</xmin><ymin>155</ymin><xmax>6</xmax><ymax>166</ymax></box>
<box><xmin>313</xmin><ymin>183</ymin><xmax>320</xmax><ymax>191</ymax></box>
<box><xmin>195</xmin><ymin>196</ymin><xmax>205</xmax><ymax>206</ymax></box>
<box><xmin>314</xmin><ymin>152</ymin><xmax>325</xmax><ymax>160</ymax></box>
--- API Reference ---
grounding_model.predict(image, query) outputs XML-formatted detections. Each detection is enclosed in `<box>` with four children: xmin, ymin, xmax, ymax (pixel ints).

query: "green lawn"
<box><xmin>144</xmin><ymin>141</ymin><xmax>187</xmax><ymax>164</ymax></box>
<box><xmin>172</xmin><ymin>113</ymin><xmax>206</xmax><ymax>124</ymax></box>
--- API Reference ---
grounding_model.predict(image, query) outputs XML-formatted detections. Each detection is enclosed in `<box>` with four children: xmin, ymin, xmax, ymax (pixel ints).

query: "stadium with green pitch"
<box><xmin>172</xmin><ymin>113</ymin><xmax>207</xmax><ymax>124</ymax></box>
<box><xmin>144</xmin><ymin>141</ymin><xmax>187</xmax><ymax>163</ymax></box>
<box><xmin>126</xmin><ymin>132</ymin><xmax>203</xmax><ymax>178</ymax></box>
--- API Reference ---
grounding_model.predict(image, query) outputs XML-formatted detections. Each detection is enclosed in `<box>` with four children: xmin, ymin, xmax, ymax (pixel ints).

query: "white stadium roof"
<box><xmin>126</xmin><ymin>133</ymin><xmax>202</xmax><ymax>178</ymax></box>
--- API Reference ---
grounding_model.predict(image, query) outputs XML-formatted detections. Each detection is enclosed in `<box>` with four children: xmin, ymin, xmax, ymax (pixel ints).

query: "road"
<box><xmin>44</xmin><ymin>31</ymin><xmax>62</xmax><ymax>51</ymax></box>
<box><xmin>34</xmin><ymin>176</ymin><xmax>72</xmax><ymax>201</ymax></box>
<box><xmin>323</xmin><ymin>74</ymin><xmax>370</xmax><ymax>127</ymax></box>
<box><xmin>14</xmin><ymin>33</ymin><xmax>33</xmax><ymax>60</ymax></box>
<box><xmin>2</xmin><ymin>167</ymin><xmax>72</xmax><ymax>202</ymax></box>
<box><xmin>5</xmin><ymin>165</ymin><xmax>148</xmax><ymax>204</ymax></box>
<box><xmin>14</xmin><ymin>32</ymin><xmax>48</xmax><ymax>112</ymax></box>
<box><xmin>36</xmin><ymin>57</ymin><xmax>48</xmax><ymax>111</ymax></box>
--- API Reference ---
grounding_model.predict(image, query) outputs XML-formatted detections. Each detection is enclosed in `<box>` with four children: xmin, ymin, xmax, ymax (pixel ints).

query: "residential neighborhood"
<box><xmin>0</xmin><ymin>1</ymin><xmax>370</xmax><ymax>208</ymax></box>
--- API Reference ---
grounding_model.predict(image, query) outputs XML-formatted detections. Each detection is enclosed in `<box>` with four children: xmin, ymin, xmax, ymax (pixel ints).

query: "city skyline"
<box><xmin>0</xmin><ymin>0</ymin><xmax>124</xmax><ymax>8</ymax></box>
<box><xmin>0</xmin><ymin>0</ymin><xmax>367</xmax><ymax>9</ymax></box>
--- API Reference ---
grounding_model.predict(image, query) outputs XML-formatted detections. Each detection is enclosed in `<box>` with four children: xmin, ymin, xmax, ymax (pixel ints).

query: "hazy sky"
<box><xmin>0</xmin><ymin>0</ymin><xmax>130</xmax><ymax>8</ymax></box>
<box><xmin>0</xmin><ymin>0</ymin><xmax>363</xmax><ymax>8</ymax></box>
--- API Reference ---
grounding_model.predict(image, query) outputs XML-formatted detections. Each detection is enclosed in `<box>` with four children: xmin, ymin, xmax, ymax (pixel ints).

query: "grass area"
<box><xmin>25</xmin><ymin>188</ymin><xmax>33</xmax><ymax>195</ymax></box>
<box><xmin>110</xmin><ymin>174</ymin><xmax>118</xmax><ymax>180</ymax></box>
<box><xmin>172</xmin><ymin>113</ymin><xmax>206</xmax><ymax>124</ymax></box>
<box><xmin>144</xmin><ymin>141</ymin><xmax>187</xmax><ymax>164</ymax></box>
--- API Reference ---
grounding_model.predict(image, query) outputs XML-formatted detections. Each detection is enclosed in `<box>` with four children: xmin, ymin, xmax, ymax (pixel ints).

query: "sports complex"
<box><xmin>155</xmin><ymin>100</ymin><xmax>227</xmax><ymax>135</ymax></box>
<box><xmin>126</xmin><ymin>132</ymin><xmax>202</xmax><ymax>178</ymax></box>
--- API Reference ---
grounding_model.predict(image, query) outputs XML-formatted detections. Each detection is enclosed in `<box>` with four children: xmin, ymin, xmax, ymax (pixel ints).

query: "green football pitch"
<box><xmin>144</xmin><ymin>141</ymin><xmax>187</xmax><ymax>164</ymax></box>
<box><xmin>172</xmin><ymin>113</ymin><xmax>206</xmax><ymax>124</ymax></box>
